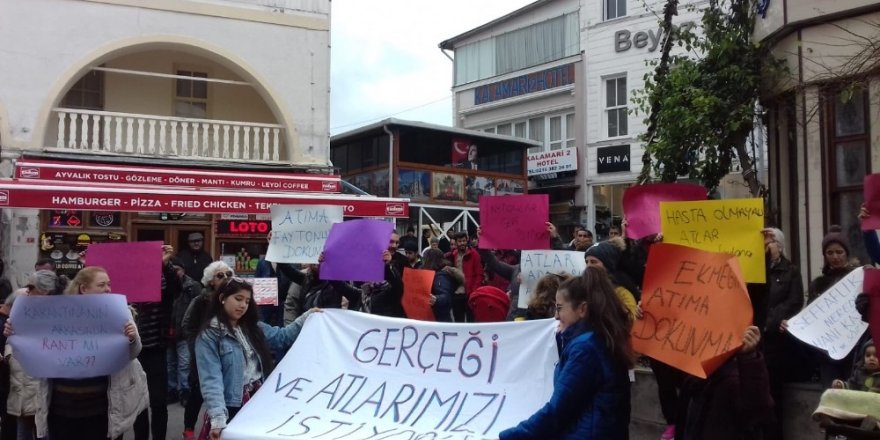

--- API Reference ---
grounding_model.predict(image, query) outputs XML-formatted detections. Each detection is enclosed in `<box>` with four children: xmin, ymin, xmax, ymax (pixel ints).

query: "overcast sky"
<box><xmin>329</xmin><ymin>0</ymin><xmax>535</xmax><ymax>135</ymax></box>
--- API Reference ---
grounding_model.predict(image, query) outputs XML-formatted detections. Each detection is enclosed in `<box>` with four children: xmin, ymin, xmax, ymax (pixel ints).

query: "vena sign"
<box><xmin>615</xmin><ymin>21</ymin><xmax>695</xmax><ymax>53</ymax></box>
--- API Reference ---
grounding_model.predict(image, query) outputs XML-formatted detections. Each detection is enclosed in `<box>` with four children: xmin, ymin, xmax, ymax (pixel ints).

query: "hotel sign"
<box><xmin>527</xmin><ymin>147</ymin><xmax>578</xmax><ymax>177</ymax></box>
<box><xmin>474</xmin><ymin>64</ymin><xmax>575</xmax><ymax>105</ymax></box>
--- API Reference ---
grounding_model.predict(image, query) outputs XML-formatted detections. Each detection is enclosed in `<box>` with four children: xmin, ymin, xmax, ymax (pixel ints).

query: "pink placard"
<box><xmin>479</xmin><ymin>194</ymin><xmax>549</xmax><ymax>250</ymax></box>
<box><xmin>866</xmin><ymin>269</ymin><xmax>880</xmax><ymax>347</ymax></box>
<box><xmin>622</xmin><ymin>183</ymin><xmax>706</xmax><ymax>239</ymax></box>
<box><xmin>862</xmin><ymin>174</ymin><xmax>880</xmax><ymax>231</ymax></box>
<box><xmin>85</xmin><ymin>241</ymin><xmax>163</xmax><ymax>303</ymax></box>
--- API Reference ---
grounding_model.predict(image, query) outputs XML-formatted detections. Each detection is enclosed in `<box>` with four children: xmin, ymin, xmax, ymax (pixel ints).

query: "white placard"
<box><xmin>788</xmin><ymin>267</ymin><xmax>867</xmax><ymax>360</ymax></box>
<box><xmin>517</xmin><ymin>250</ymin><xmax>586</xmax><ymax>309</ymax></box>
<box><xmin>527</xmin><ymin>146</ymin><xmax>578</xmax><ymax>177</ymax></box>
<box><xmin>223</xmin><ymin>310</ymin><xmax>559</xmax><ymax>440</ymax></box>
<box><xmin>251</xmin><ymin>278</ymin><xmax>278</xmax><ymax>306</ymax></box>
<box><xmin>266</xmin><ymin>205</ymin><xmax>343</xmax><ymax>264</ymax></box>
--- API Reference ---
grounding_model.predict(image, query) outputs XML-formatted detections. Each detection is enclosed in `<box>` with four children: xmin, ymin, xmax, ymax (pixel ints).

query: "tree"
<box><xmin>633</xmin><ymin>0</ymin><xmax>786</xmax><ymax>196</ymax></box>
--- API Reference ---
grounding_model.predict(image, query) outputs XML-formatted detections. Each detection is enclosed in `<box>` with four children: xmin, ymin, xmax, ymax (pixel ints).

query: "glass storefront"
<box><xmin>592</xmin><ymin>183</ymin><xmax>632</xmax><ymax>240</ymax></box>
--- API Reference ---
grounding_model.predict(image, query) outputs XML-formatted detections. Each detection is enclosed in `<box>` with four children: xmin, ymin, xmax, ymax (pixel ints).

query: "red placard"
<box><xmin>402</xmin><ymin>268</ymin><xmax>436</xmax><ymax>321</ymax></box>
<box><xmin>85</xmin><ymin>241</ymin><xmax>163</xmax><ymax>303</ymax></box>
<box><xmin>0</xmin><ymin>180</ymin><xmax>409</xmax><ymax>218</ymax></box>
<box><xmin>622</xmin><ymin>183</ymin><xmax>707</xmax><ymax>239</ymax></box>
<box><xmin>14</xmin><ymin>159</ymin><xmax>340</xmax><ymax>193</ymax></box>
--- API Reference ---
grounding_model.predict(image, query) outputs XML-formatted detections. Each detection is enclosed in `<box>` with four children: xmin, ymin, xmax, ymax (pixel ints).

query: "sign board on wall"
<box><xmin>527</xmin><ymin>147</ymin><xmax>578</xmax><ymax>177</ymax></box>
<box><xmin>597</xmin><ymin>145</ymin><xmax>631</xmax><ymax>174</ymax></box>
<box><xmin>474</xmin><ymin>63</ymin><xmax>576</xmax><ymax>105</ymax></box>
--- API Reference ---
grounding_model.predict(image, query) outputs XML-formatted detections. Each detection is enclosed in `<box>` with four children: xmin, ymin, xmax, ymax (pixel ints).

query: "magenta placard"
<box><xmin>479</xmin><ymin>194</ymin><xmax>549</xmax><ymax>250</ymax></box>
<box><xmin>862</xmin><ymin>174</ymin><xmax>880</xmax><ymax>231</ymax></box>
<box><xmin>622</xmin><ymin>183</ymin><xmax>706</xmax><ymax>239</ymax></box>
<box><xmin>85</xmin><ymin>241</ymin><xmax>163</xmax><ymax>303</ymax></box>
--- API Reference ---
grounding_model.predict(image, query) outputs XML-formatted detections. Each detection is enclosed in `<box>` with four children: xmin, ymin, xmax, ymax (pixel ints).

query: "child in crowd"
<box><xmin>833</xmin><ymin>340</ymin><xmax>880</xmax><ymax>393</ymax></box>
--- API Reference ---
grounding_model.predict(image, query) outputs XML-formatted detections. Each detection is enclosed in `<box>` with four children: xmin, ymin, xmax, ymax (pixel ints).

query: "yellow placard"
<box><xmin>660</xmin><ymin>198</ymin><xmax>766</xmax><ymax>283</ymax></box>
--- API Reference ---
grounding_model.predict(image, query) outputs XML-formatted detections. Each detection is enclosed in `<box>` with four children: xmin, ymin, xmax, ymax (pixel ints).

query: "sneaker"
<box><xmin>182</xmin><ymin>429</ymin><xmax>194</xmax><ymax>440</ymax></box>
<box><xmin>661</xmin><ymin>425</ymin><xmax>675</xmax><ymax>440</ymax></box>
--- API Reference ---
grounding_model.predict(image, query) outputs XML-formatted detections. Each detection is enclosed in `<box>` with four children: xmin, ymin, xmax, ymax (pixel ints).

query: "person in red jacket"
<box><xmin>445</xmin><ymin>231</ymin><xmax>483</xmax><ymax>322</ymax></box>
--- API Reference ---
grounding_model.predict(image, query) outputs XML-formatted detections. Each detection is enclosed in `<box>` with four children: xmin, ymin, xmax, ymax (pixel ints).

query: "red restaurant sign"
<box><xmin>14</xmin><ymin>159</ymin><xmax>340</xmax><ymax>193</ymax></box>
<box><xmin>0</xmin><ymin>181</ymin><xmax>409</xmax><ymax>218</ymax></box>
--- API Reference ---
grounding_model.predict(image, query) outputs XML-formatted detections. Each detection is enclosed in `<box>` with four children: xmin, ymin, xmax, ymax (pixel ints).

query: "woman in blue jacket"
<box><xmin>195</xmin><ymin>277</ymin><xmax>315</xmax><ymax>440</ymax></box>
<box><xmin>499</xmin><ymin>267</ymin><xmax>634</xmax><ymax>440</ymax></box>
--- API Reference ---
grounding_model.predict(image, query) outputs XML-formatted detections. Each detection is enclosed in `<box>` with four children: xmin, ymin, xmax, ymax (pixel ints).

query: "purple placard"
<box><xmin>85</xmin><ymin>241</ymin><xmax>163</xmax><ymax>303</ymax></box>
<box><xmin>9</xmin><ymin>294</ymin><xmax>132</xmax><ymax>378</ymax></box>
<box><xmin>320</xmin><ymin>220</ymin><xmax>393</xmax><ymax>282</ymax></box>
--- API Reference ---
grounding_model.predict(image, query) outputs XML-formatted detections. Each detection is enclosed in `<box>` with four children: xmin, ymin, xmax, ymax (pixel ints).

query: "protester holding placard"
<box><xmin>345</xmin><ymin>250</ymin><xmax>405</xmax><ymax>318</ymax></box>
<box><xmin>805</xmin><ymin>228</ymin><xmax>858</xmax><ymax>388</ymax></box>
<box><xmin>132</xmin><ymin>244</ymin><xmax>178</xmax><ymax>440</ymax></box>
<box><xmin>179</xmin><ymin>260</ymin><xmax>235</xmax><ymax>440</ymax></box>
<box><xmin>499</xmin><ymin>268</ymin><xmax>634</xmax><ymax>439</ymax></box>
<box><xmin>194</xmin><ymin>278</ymin><xmax>316</xmax><ymax>440</ymax></box>
<box><xmin>675</xmin><ymin>326</ymin><xmax>775</xmax><ymax>440</ymax></box>
<box><xmin>16</xmin><ymin>266</ymin><xmax>149</xmax><ymax>440</ymax></box>
<box><xmin>5</xmin><ymin>297</ymin><xmax>40</xmax><ymax>440</ymax></box>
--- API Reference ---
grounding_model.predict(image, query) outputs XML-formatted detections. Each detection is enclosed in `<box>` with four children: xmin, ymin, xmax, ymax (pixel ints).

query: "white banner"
<box><xmin>266</xmin><ymin>205</ymin><xmax>343</xmax><ymax>264</ymax></box>
<box><xmin>224</xmin><ymin>310</ymin><xmax>559</xmax><ymax>440</ymax></box>
<box><xmin>527</xmin><ymin>146</ymin><xmax>578</xmax><ymax>177</ymax></box>
<box><xmin>518</xmin><ymin>250</ymin><xmax>586</xmax><ymax>308</ymax></box>
<box><xmin>788</xmin><ymin>267</ymin><xmax>867</xmax><ymax>360</ymax></box>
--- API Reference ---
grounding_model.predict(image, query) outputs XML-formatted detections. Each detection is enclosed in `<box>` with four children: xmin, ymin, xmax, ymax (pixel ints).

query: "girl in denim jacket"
<box><xmin>195</xmin><ymin>277</ymin><xmax>315</xmax><ymax>440</ymax></box>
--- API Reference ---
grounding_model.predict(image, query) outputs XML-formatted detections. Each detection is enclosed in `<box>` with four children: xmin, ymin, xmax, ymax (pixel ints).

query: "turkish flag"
<box><xmin>451</xmin><ymin>138</ymin><xmax>470</xmax><ymax>165</ymax></box>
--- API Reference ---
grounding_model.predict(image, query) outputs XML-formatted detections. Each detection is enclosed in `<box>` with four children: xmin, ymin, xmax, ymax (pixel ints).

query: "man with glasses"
<box><xmin>177</xmin><ymin>232</ymin><xmax>212</xmax><ymax>285</ymax></box>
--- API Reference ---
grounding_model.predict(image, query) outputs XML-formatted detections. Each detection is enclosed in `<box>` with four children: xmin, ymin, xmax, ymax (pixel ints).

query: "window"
<box><xmin>528</xmin><ymin>117</ymin><xmax>545</xmax><ymax>154</ymax></box>
<box><xmin>605</xmin><ymin>76</ymin><xmax>628</xmax><ymax>138</ymax></box>
<box><xmin>605</xmin><ymin>0</ymin><xmax>626</xmax><ymax>20</ymax></box>
<box><xmin>480</xmin><ymin>111</ymin><xmax>576</xmax><ymax>154</ymax></box>
<box><xmin>549</xmin><ymin>116</ymin><xmax>563</xmax><ymax>150</ymax></box>
<box><xmin>565</xmin><ymin>113</ymin><xmax>576</xmax><ymax>148</ymax></box>
<box><xmin>827</xmin><ymin>87</ymin><xmax>871</xmax><ymax>263</ymax></box>
<box><xmin>61</xmin><ymin>71</ymin><xmax>104</xmax><ymax>110</ymax></box>
<box><xmin>453</xmin><ymin>12</ymin><xmax>579</xmax><ymax>85</ymax></box>
<box><xmin>175</xmin><ymin>70</ymin><xmax>208</xmax><ymax>118</ymax></box>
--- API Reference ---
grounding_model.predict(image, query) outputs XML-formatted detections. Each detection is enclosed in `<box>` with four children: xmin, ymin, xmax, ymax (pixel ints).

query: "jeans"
<box><xmin>167</xmin><ymin>340</ymin><xmax>190</xmax><ymax>393</ymax></box>
<box><xmin>133</xmin><ymin>347</ymin><xmax>168</xmax><ymax>440</ymax></box>
<box><xmin>16</xmin><ymin>415</ymin><xmax>38</xmax><ymax>440</ymax></box>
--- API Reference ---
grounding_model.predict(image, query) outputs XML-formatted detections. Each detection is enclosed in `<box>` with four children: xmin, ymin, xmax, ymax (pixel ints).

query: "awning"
<box><xmin>0</xmin><ymin>179</ymin><xmax>409</xmax><ymax>217</ymax></box>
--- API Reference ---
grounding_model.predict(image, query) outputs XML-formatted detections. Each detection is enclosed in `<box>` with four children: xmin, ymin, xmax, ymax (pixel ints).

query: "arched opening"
<box><xmin>39</xmin><ymin>39</ymin><xmax>298</xmax><ymax>163</ymax></box>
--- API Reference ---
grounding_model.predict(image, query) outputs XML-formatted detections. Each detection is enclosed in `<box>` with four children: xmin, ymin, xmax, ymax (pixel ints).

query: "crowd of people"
<box><xmin>0</xmin><ymin>204</ymin><xmax>876</xmax><ymax>440</ymax></box>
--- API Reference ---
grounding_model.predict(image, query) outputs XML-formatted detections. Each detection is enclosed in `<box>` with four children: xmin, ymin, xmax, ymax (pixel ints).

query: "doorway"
<box><xmin>131</xmin><ymin>224</ymin><xmax>213</xmax><ymax>258</ymax></box>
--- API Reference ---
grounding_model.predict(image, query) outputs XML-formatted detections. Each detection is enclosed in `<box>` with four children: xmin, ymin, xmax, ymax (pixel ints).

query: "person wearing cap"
<box><xmin>801</xmin><ymin>226</ymin><xmax>857</xmax><ymax>388</ymax></box>
<box><xmin>583</xmin><ymin>239</ymin><xmax>638</xmax><ymax>320</ymax></box>
<box><xmin>177</xmin><ymin>232</ymin><xmax>212</xmax><ymax>285</ymax></box>
<box><xmin>403</xmin><ymin>242</ymin><xmax>422</xmax><ymax>269</ymax></box>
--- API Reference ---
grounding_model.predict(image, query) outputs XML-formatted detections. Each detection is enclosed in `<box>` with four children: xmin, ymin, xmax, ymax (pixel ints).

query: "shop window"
<box><xmin>605</xmin><ymin>75</ymin><xmax>628</xmax><ymax>138</ymax></box>
<box><xmin>605</xmin><ymin>0</ymin><xmax>626</xmax><ymax>20</ymax></box>
<box><xmin>61</xmin><ymin>70</ymin><xmax>104</xmax><ymax>110</ymax></box>
<box><xmin>593</xmin><ymin>183</ymin><xmax>632</xmax><ymax>240</ymax></box>
<box><xmin>175</xmin><ymin>70</ymin><xmax>208</xmax><ymax>119</ymax></box>
<box><xmin>827</xmin><ymin>87</ymin><xmax>871</xmax><ymax>263</ymax></box>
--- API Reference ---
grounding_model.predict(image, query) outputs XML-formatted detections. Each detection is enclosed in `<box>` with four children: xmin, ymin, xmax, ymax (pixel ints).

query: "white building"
<box><xmin>756</xmin><ymin>0</ymin><xmax>880</xmax><ymax>279</ymax></box>
<box><xmin>0</xmin><ymin>0</ymin><xmax>404</xmax><ymax>289</ymax></box>
<box><xmin>439</xmin><ymin>0</ymin><xmax>585</xmax><ymax>235</ymax></box>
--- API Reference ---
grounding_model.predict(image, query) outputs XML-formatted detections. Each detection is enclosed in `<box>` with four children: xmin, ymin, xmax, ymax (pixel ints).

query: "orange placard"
<box><xmin>631</xmin><ymin>243</ymin><xmax>753</xmax><ymax>378</ymax></box>
<box><xmin>402</xmin><ymin>268</ymin><xmax>436</xmax><ymax>321</ymax></box>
